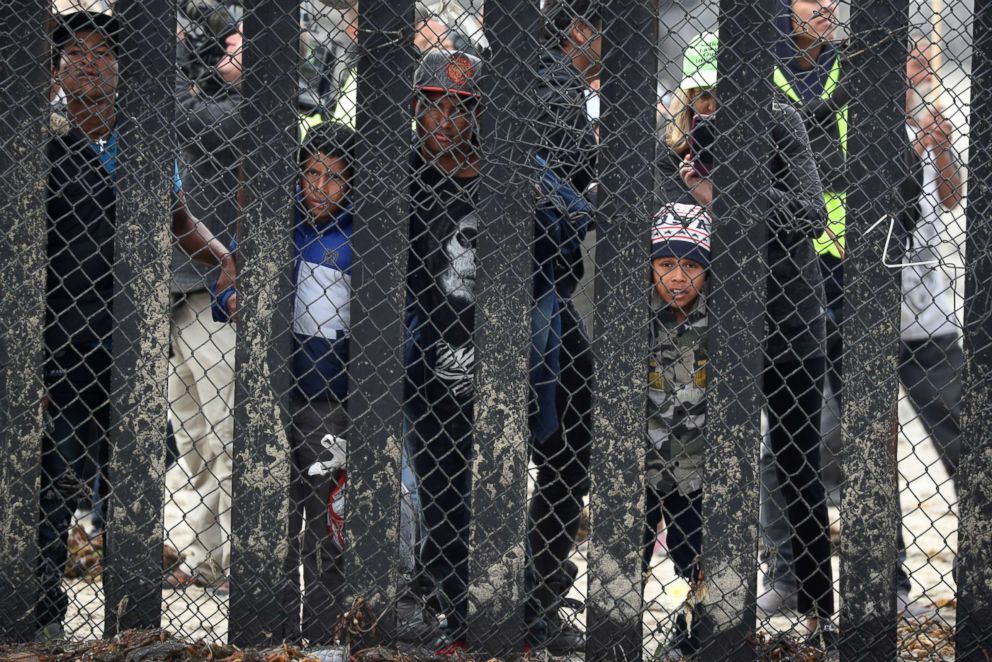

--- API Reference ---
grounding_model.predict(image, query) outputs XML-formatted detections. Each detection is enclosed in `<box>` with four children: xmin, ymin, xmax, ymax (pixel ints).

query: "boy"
<box><xmin>214</xmin><ymin>120</ymin><xmax>354</xmax><ymax>643</ymax></box>
<box><xmin>643</xmin><ymin>202</ymin><xmax>711</xmax><ymax>661</ymax></box>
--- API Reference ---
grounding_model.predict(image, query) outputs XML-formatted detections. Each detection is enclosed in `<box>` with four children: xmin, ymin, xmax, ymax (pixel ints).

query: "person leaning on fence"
<box><xmin>524</xmin><ymin>1</ymin><xmax>602</xmax><ymax>653</ymax></box>
<box><xmin>662</xmin><ymin>32</ymin><xmax>837</xmax><ymax>651</ymax></box>
<box><xmin>212</xmin><ymin>121</ymin><xmax>355</xmax><ymax>643</ymax></box>
<box><xmin>160</xmin><ymin>0</ymin><xmax>245</xmax><ymax>595</ymax></box>
<box><xmin>37</xmin><ymin>6</ymin><xmax>236</xmax><ymax>641</ymax></box>
<box><xmin>641</xmin><ymin>203</ymin><xmax>711</xmax><ymax>662</ymax></box>
<box><xmin>403</xmin><ymin>49</ymin><xmax>590</xmax><ymax>653</ymax></box>
<box><xmin>758</xmin><ymin>0</ymin><xmax>850</xmax><ymax>616</ymax></box>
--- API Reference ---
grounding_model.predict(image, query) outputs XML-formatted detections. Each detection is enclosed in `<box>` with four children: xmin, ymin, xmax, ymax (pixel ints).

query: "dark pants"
<box><xmin>527</xmin><ymin>301</ymin><xmax>592</xmax><ymax>609</ymax></box>
<box><xmin>642</xmin><ymin>488</ymin><xmax>702</xmax><ymax>582</ymax></box>
<box><xmin>281</xmin><ymin>396</ymin><xmax>349</xmax><ymax>644</ymax></box>
<box><xmin>763</xmin><ymin>358</ymin><xmax>833</xmax><ymax>619</ymax></box>
<box><xmin>36</xmin><ymin>343</ymin><xmax>112</xmax><ymax>628</ymax></box>
<box><xmin>406</xmin><ymin>400</ymin><xmax>473</xmax><ymax>637</ymax></box>
<box><xmin>762</xmin><ymin>335</ymin><xmax>962</xmax><ymax>595</ymax></box>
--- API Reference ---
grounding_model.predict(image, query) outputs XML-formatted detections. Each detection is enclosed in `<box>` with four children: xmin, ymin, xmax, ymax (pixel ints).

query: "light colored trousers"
<box><xmin>164</xmin><ymin>290</ymin><xmax>236</xmax><ymax>584</ymax></box>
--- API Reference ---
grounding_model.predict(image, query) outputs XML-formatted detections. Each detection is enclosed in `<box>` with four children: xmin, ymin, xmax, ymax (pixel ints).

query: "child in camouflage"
<box><xmin>643</xmin><ymin>201</ymin><xmax>711</xmax><ymax>661</ymax></box>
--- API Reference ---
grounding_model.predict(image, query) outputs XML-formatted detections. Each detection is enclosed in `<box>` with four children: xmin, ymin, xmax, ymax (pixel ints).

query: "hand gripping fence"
<box><xmin>0</xmin><ymin>0</ymin><xmax>991</xmax><ymax>660</ymax></box>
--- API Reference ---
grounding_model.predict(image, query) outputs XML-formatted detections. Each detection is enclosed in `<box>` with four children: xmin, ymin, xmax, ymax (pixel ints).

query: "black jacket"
<box><xmin>659</xmin><ymin>101</ymin><xmax>827</xmax><ymax>363</ymax></box>
<box><xmin>533</xmin><ymin>46</ymin><xmax>597</xmax><ymax>299</ymax></box>
<box><xmin>172</xmin><ymin>82</ymin><xmax>242</xmax><ymax>294</ymax></box>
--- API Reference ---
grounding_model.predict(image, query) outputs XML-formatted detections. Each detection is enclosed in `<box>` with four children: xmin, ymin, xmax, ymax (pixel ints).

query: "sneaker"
<box><xmin>543</xmin><ymin>608</ymin><xmax>584</xmax><ymax>654</ymax></box>
<box><xmin>756</xmin><ymin>582</ymin><xmax>798</xmax><ymax>615</ymax></box>
<box><xmin>805</xmin><ymin>621</ymin><xmax>839</xmax><ymax>659</ymax></box>
<box><xmin>34</xmin><ymin>622</ymin><xmax>65</xmax><ymax>643</ymax></box>
<box><xmin>897</xmin><ymin>587</ymin><xmax>934</xmax><ymax>619</ymax></box>
<box><xmin>435</xmin><ymin>638</ymin><xmax>467</xmax><ymax>656</ymax></box>
<box><xmin>655</xmin><ymin>611</ymin><xmax>699</xmax><ymax>661</ymax></box>
<box><xmin>393</xmin><ymin>590</ymin><xmax>442</xmax><ymax>644</ymax></box>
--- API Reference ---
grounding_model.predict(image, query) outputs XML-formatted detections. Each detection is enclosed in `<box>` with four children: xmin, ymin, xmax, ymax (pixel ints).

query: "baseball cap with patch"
<box><xmin>680</xmin><ymin>32</ymin><xmax>718</xmax><ymax>91</ymax></box>
<box><xmin>415</xmin><ymin>50</ymin><xmax>482</xmax><ymax>98</ymax></box>
<box><xmin>651</xmin><ymin>202</ymin><xmax>712</xmax><ymax>268</ymax></box>
<box><xmin>52</xmin><ymin>1</ymin><xmax>120</xmax><ymax>59</ymax></box>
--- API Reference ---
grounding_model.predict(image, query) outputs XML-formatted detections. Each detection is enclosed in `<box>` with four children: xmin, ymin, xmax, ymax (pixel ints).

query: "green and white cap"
<box><xmin>680</xmin><ymin>32</ymin><xmax>718</xmax><ymax>90</ymax></box>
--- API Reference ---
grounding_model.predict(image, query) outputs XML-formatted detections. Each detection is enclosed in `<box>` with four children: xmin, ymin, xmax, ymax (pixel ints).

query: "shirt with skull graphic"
<box><xmin>407</xmin><ymin>152</ymin><xmax>481</xmax><ymax>411</ymax></box>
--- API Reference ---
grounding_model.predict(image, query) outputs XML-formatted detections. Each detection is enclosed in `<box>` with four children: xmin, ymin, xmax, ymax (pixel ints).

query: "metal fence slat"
<box><xmin>464</xmin><ymin>0</ymin><xmax>540</xmax><ymax>652</ymax></box>
<box><xmin>0</xmin><ymin>0</ymin><xmax>49</xmax><ymax>642</ymax></box>
<box><xmin>585</xmin><ymin>2</ymin><xmax>656</xmax><ymax>659</ymax></box>
<box><xmin>343</xmin><ymin>0</ymin><xmax>414</xmax><ymax>646</ymax></box>
<box><xmin>101</xmin><ymin>0</ymin><xmax>175</xmax><ymax>634</ymax></box>
<box><xmin>956</xmin><ymin>3</ymin><xmax>992</xmax><ymax>658</ymax></box>
<box><xmin>839</xmin><ymin>0</ymin><xmax>910</xmax><ymax>657</ymax></box>
<box><xmin>228</xmin><ymin>0</ymin><xmax>300</xmax><ymax>646</ymax></box>
<box><xmin>694</xmin><ymin>0</ymin><xmax>773</xmax><ymax>657</ymax></box>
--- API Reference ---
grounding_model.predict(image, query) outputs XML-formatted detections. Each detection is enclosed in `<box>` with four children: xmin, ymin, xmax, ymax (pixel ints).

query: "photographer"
<box><xmin>660</xmin><ymin>33</ymin><xmax>835</xmax><ymax>651</ymax></box>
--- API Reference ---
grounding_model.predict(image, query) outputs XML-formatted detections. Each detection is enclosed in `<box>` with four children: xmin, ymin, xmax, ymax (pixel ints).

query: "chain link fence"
<box><xmin>0</xmin><ymin>0</ymin><xmax>989</xmax><ymax>659</ymax></box>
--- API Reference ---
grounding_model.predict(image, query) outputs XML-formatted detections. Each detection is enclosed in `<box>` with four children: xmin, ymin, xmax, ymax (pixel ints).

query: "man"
<box><xmin>760</xmin><ymin>29</ymin><xmax>965</xmax><ymax>617</ymax></box>
<box><xmin>523</xmin><ymin>0</ymin><xmax>601</xmax><ymax>653</ymax></box>
<box><xmin>759</xmin><ymin>0</ymin><xmax>846</xmax><ymax>615</ymax></box>
<box><xmin>163</xmin><ymin>0</ymin><xmax>244</xmax><ymax>594</ymax></box>
<box><xmin>39</xmin><ymin>5</ymin><xmax>234</xmax><ymax>639</ymax></box>
<box><xmin>404</xmin><ymin>50</ymin><xmax>589</xmax><ymax>651</ymax></box>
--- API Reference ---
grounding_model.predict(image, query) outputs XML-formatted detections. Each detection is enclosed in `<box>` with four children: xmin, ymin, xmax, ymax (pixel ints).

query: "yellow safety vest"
<box><xmin>773</xmin><ymin>59</ymin><xmax>848</xmax><ymax>259</ymax></box>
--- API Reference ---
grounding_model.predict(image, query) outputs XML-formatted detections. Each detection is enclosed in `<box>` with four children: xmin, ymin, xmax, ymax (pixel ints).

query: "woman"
<box><xmin>658</xmin><ymin>32</ymin><xmax>835</xmax><ymax>649</ymax></box>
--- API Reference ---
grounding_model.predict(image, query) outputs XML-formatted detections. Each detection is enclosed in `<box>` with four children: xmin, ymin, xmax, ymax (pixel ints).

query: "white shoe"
<box><xmin>757</xmin><ymin>583</ymin><xmax>798</xmax><ymax>615</ymax></box>
<box><xmin>897</xmin><ymin>588</ymin><xmax>934</xmax><ymax>619</ymax></box>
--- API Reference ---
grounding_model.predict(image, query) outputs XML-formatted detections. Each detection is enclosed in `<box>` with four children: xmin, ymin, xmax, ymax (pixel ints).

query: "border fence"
<box><xmin>0</xmin><ymin>0</ymin><xmax>990</xmax><ymax>660</ymax></box>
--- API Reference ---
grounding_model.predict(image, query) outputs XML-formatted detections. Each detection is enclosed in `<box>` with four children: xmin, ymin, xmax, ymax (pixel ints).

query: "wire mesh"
<box><xmin>0</xmin><ymin>0</ymin><xmax>988</xmax><ymax>660</ymax></box>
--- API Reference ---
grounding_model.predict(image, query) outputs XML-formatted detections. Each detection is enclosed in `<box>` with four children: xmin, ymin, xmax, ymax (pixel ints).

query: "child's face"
<box><xmin>301</xmin><ymin>152</ymin><xmax>349</xmax><ymax>222</ymax></box>
<box><xmin>652</xmin><ymin>256</ymin><xmax>706</xmax><ymax>312</ymax></box>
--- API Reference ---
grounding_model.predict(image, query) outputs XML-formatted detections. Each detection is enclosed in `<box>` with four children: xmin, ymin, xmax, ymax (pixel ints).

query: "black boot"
<box><xmin>531</xmin><ymin>559</ymin><xmax>585</xmax><ymax>654</ymax></box>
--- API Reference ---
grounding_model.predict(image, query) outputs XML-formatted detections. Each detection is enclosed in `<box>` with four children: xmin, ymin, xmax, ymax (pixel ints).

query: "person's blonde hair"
<box><xmin>665</xmin><ymin>87</ymin><xmax>703</xmax><ymax>156</ymax></box>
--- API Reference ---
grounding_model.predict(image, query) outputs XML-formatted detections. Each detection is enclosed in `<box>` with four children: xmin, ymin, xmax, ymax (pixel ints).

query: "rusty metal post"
<box><xmin>956</xmin><ymin>3</ymin><xmax>992</xmax><ymax>658</ymax></box>
<box><xmin>464</xmin><ymin>0</ymin><xmax>540</xmax><ymax>653</ymax></box>
<box><xmin>0</xmin><ymin>0</ymin><xmax>49</xmax><ymax>642</ymax></box>
<box><xmin>839</xmin><ymin>0</ymin><xmax>910</xmax><ymax>656</ymax></box>
<box><xmin>102</xmin><ymin>0</ymin><xmax>175</xmax><ymax>634</ymax></box>
<box><xmin>343</xmin><ymin>0</ymin><xmax>414</xmax><ymax>645</ymax></box>
<box><xmin>228</xmin><ymin>0</ymin><xmax>300</xmax><ymax>645</ymax></box>
<box><xmin>585</xmin><ymin>2</ymin><xmax>657</xmax><ymax>659</ymax></box>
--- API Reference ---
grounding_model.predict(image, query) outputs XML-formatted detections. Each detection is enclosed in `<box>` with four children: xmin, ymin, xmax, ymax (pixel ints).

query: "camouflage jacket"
<box><xmin>646</xmin><ymin>292</ymin><xmax>708</xmax><ymax>495</ymax></box>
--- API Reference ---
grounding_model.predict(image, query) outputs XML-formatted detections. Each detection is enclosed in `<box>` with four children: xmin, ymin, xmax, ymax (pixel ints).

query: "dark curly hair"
<box><xmin>299</xmin><ymin>121</ymin><xmax>356</xmax><ymax>170</ymax></box>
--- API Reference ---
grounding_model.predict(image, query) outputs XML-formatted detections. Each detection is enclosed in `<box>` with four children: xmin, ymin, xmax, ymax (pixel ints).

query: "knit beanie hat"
<box><xmin>651</xmin><ymin>202</ymin><xmax>712</xmax><ymax>268</ymax></box>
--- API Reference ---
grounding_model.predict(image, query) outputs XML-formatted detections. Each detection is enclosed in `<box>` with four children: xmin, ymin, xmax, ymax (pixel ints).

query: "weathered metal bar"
<box><xmin>693</xmin><ymin>0</ymin><xmax>773</xmax><ymax>657</ymax></box>
<box><xmin>839</xmin><ymin>0</ymin><xmax>910</xmax><ymax>657</ymax></box>
<box><xmin>343</xmin><ymin>0</ymin><xmax>414</xmax><ymax>646</ymax></box>
<box><xmin>0</xmin><ymin>0</ymin><xmax>49</xmax><ymax>642</ymax></box>
<box><xmin>955</xmin><ymin>3</ymin><xmax>992</xmax><ymax>659</ymax></box>
<box><xmin>465</xmin><ymin>0</ymin><xmax>540</xmax><ymax>653</ymax></box>
<box><xmin>228</xmin><ymin>0</ymin><xmax>300</xmax><ymax>645</ymax></box>
<box><xmin>102</xmin><ymin>0</ymin><xmax>175</xmax><ymax>634</ymax></box>
<box><xmin>585</xmin><ymin>1</ymin><xmax>656</xmax><ymax>659</ymax></box>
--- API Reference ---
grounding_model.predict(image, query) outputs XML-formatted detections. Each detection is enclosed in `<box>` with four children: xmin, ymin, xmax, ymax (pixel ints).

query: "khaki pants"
<box><xmin>164</xmin><ymin>290</ymin><xmax>236</xmax><ymax>584</ymax></box>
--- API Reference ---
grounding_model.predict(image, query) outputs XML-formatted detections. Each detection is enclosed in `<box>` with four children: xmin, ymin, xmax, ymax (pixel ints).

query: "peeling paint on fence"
<box><xmin>228</xmin><ymin>0</ymin><xmax>300</xmax><ymax>646</ymax></box>
<box><xmin>838</xmin><ymin>2</ymin><xmax>910</xmax><ymax>658</ymax></box>
<box><xmin>465</xmin><ymin>0</ymin><xmax>540</xmax><ymax>652</ymax></box>
<box><xmin>694</xmin><ymin>1</ymin><xmax>773</xmax><ymax>659</ymax></box>
<box><xmin>957</xmin><ymin>5</ymin><xmax>992</xmax><ymax>658</ymax></box>
<box><xmin>585</xmin><ymin>3</ymin><xmax>657</xmax><ymax>660</ymax></box>
<box><xmin>0</xmin><ymin>0</ymin><xmax>48</xmax><ymax>642</ymax></box>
